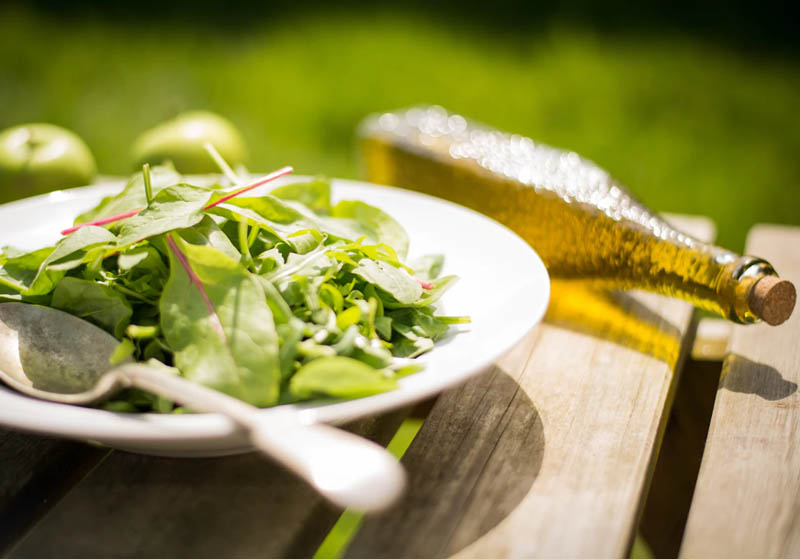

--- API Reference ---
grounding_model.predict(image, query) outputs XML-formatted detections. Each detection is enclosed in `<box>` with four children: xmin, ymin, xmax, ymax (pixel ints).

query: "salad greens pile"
<box><xmin>0</xmin><ymin>162</ymin><xmax>467</xmax><ymax>412</ymax></box>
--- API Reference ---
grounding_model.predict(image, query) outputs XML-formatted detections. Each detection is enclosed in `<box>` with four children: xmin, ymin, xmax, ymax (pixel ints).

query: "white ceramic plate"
<box><xmin>0</xmin><ymin>177</ymin><xmax>549</xmax><ymax>456</ymax></box>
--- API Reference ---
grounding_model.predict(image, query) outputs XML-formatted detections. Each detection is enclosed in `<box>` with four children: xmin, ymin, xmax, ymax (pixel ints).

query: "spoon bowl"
<box><xmin>0</xmin><ymin>302</ymin><xmax>406</xmax><ymax>512</ymax></box>
<box><xmin>0</xmin><ymin>303</ymin><xmax>124</xmax><ymax>403</ymax></box>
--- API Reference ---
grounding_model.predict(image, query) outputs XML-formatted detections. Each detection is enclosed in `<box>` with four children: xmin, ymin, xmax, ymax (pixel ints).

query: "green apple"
<box><xmin>0</xmin><ymin>123</ymin><xmax>97</xmax><ymax>201</ymax></box>
<box><xmin>132</xmin><ymin>111</ymin><xmax>247</xmax><ymax>174</ymax></box>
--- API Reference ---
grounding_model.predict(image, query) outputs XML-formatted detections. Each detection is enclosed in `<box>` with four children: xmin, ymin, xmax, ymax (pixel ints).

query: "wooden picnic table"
<box><xmin>1</xmin><ymin>218</ymin><xmax>798</xmax><ymax>559</ymax></box>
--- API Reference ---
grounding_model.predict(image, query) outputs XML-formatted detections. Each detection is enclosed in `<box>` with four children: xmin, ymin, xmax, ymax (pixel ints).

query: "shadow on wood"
<box><xmin>7</xmin><ymin>411</ymin><xmax>408</xmax><ymax>559</ymax></box>
<box><xmin>346</xmin><ymin>365</ymin><xmax>545</xmax><ymax>559</ymax></box>
<box><xmin>722</xmin><ymin>354</ymin><xmax>797</xmax><ymax>401</ymax></box>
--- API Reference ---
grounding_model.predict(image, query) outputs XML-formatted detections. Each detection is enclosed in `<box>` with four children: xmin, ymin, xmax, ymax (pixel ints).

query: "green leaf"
<box><xmin>408</xmin><ymin>275</ymin><xmax>458</xmax><ymax>307</ymax></box>
<box><xmin>176</xmin><ymin>215</ymin><xmax>241</xmax><ymax>261</ymax></box>
<box><xmin>277</xmin><ymin>317</ymin><xmax>305</xmax><ymax>380</ymax></box>
<box><xmin>0</xmin><ymin>283</ymin><xmax>22</xmax><ymax>302</ymax></box>
<box><xmin>389</xmin><ymin>307</ymin><xmax>450</xmax><ymax>340</ymax></box>
<box><xmin>336</xmin><ymin>305</ymin><xmax>362</xmax><ymax>330</ymax></box>
<box><xmin>331</xmin><ymin>200</ymin><xmax>409</xmax><ymax>259</ymax></box>
<box><xmin>289</xmin><ymin>356</ymin><xmax>397</xmax><ymax>400</ymax></box>
<box><xmin>351</xmin><ymin>258</ymin><xmax>422</xmax><ymax>305</ymax></box>
<box><xmin>116</xmin><ymin>184</ymin><xmax>214</xmax><ymax>248</ymax></box>
<box><xmin>45</xmin><ymin>226</ymin><xmax>117</xmax><ymax>271</ymax></box>
<box><xmin>392</xmin><ymin>335</ymin><xmax>434</xmax><ymax>358</ymax></box>
<box><xmin>110</xmin><ymin>338</ymin><xmax>136</xmax><ymax>364</ymax></box>
<box><xmin>252</xmin><ymin>274</ymin><xmax>293</xmax><ymax>324</ymax></box>
<box><xmin>211</xmin><ymin>195</ymin><xmax>372</xmax><ymax>249</ymax></box>
<box><xmin>117</xmin><ymin>245</ymin><xmax>167</xmax><ymax>278</ymax></box>
<box><xmin>0</xmin><ymin>227</ymin><xmax>116</xmax><ymax>296</ymax></box>
<box><xmin>51</xmin><ymin>276</ymin><xmax>133</xmax><ymax>338</ymax></box>
<box><xmin>270</xmin><ymin>179</ymin><xmax>331</xmax><ymax>213</ymax></box>
<box><xmin>160</xmin><ymin>238</ymin><xmax>281</xmax><ymax>407</ymax></box>
<box><xmin>0</xmin><ymin>246</ymin><xmax>56</xmax><ymax>294</ymax></box>
<box><xmin>75</xmin><ymin>163</ymin><xmax>184</xmax><ymax>224</ymax></box>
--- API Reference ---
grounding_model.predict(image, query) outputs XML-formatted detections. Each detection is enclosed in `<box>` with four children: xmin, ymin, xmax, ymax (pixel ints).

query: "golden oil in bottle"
<box><xmin>359</xmin><ymin>107</ymin><xmax>795</xmax><ymax>325</ymax></box>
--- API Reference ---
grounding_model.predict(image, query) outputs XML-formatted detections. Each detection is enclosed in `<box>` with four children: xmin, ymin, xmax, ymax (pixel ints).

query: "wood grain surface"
<box><xmin>345</xmin><ymin>217</ymin><xmax>712</xmax><ymax>559</ymax></box>
<box><xmin>0</xmin><ymin>431</ymin><xmax>109</xmax><ymax>555</ymax></box>
<box><xmin>6</xmin><ymin>411</ymin><xmax>408</xmax><ymax>559</ymax></box>
<box><xmin>680</xmin><ymin>225</ymin><xmax>800</xmax><ymax>558</ymax></box>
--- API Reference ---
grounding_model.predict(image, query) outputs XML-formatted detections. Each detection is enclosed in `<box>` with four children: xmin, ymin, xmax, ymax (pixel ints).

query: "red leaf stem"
<box><xmin>61</xmin><ymin>166</ymin><xmax>294</xmax><ymax>236</ymax></box>
<box><xmin>60</xmin><ymin>208</ymin><xmax>142</xmax><ymax>235</ymax></box>
<box><xmin>204</xmin><ymin>166</ymin><xmax>294</xmax><ymax>209</ymax></box>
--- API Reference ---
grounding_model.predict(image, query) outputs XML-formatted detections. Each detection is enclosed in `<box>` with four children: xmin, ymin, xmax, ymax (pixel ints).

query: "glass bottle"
<box><xmin>359</xmin><ymin>106</ymin><xmax>795</xmax><ymax>325</ymax></box>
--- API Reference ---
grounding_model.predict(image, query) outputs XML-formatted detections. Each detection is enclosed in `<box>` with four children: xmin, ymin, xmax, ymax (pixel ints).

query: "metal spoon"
<box><xmin>0</xmin><ymin>303</ymin><xmax>405</xmax><ymax>512</ymax></box>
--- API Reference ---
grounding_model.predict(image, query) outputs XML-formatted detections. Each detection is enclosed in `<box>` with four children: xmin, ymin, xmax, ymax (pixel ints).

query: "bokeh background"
<box><xmin>1</xmin><ymin>2</ymin><xmax>797</xmax><ymax>557</ymax></box>
<box><xmin>1</xmin><ymin>1</ymin><xmax>798</xmax><ymax>253</ymax></box>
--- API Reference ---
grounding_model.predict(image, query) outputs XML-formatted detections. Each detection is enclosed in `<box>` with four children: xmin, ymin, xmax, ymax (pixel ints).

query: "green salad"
<box><xmin>0</xmin><ymin>162</ymin><xmax>467</xmax><ymax>412</ymax></box>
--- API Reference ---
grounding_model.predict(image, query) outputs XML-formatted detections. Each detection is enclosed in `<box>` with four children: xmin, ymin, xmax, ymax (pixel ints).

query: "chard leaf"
<box><xmin>51</xmin><ymin>276</ymin><xmax>133</xmax><ymax>338</ymax></box>
<box><xmin>116</xmin><ymin>184</ymin><xmax>214</xmax><ymax>248</ymax></box>
<box><xmin>160</xmin><ymin>237</ymin><xmax>281</xmax><ymax>407</ymax></box>
<box><xmin>289</xmin><ymin>356</ymin><xmax>397</xmax><ymax>400</ymax></box>
<box><xmin>331</xmin><ymin>200</ymin><xmax>409</xmax><ymax>259</ymax></box>
<box><xmin>351</xmin><ymin>259</ymin><xmax>422</xmax><ymax>305</ymax></box>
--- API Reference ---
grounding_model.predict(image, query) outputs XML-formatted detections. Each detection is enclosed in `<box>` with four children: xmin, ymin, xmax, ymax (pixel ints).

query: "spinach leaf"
<box><xmin>270</xmin><ymin>179</ymin><xmax>331</xmax><ymax>213</ymax></box>
<box><xmin>351</xmin><ymin>258</ymin><xmax>422</xmax><ymax>305</ymax></box>
<box><xmin>409</xmin><ymin>275</ymin><xmax>458</xmax><ymax>307</ymax></box>
<box><xmin>51</xmin><ymin>277</ymin><xmax>133</xmax><ymax>338</ymax></box>
<box><xmin>289</xmin><ymin>356</ymin><xmax>397</xmax><ymax>399</ymax></box>
<box><xmin>74</xmin><ymin>163</ymin><xmax>184</xmax><ymax>224</ymax></box>
<box><xmin>0</xmin><ymin>226</ymin><xmax>116</xmax><ymax>295</ymax></box>
<box><xmin>391</xmin><ymin>334</ymin><xmax>434</xmax><ymax>358</ymax></box>
<box><xmin>160</xmin><ymin>237</ymin><xmax>281</xmax><ymax>407</ymax></box>
<box><xmin>177</xmin><ymin>215</ymin><xmax>241</xmax><ymax>261</ymax></box>
<box><xmin>116</xmin><ymin>184</ymin><xmax>214</xmax><ymax>248</ymax></box>
<box><xmin>389</xmin><ymin>307</ymin><xmax>450</xmax><ymax>340</ymax></box>
<box><xmin>331</xmin><ymin>200</ymin><xmax>409</xmax><ymax>259</ymax></box>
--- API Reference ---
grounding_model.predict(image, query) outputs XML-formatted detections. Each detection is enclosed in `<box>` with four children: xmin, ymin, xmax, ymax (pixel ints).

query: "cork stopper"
<box><xmin>748</xmin><ymin>276</ymin><xmax>796</xmax><ymax>326</ymax></box>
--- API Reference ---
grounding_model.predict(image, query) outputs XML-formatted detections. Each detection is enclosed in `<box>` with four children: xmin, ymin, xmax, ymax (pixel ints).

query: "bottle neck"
<box><xmin>719</xmin><ymin>257</ymin><xmax>776</xmax><ymax>324</ymax></box>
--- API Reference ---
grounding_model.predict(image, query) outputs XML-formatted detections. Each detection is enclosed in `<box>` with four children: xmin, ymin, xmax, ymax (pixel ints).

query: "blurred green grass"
<box><xmin>1</xmin><ymin>6</ymin><xmax>798</xmax><ymax>252</ymax></box>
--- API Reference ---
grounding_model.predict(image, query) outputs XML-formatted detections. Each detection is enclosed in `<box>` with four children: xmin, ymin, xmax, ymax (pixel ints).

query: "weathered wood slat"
<box><xmin>345</xmin><ymin>217</ymin><xmax>712</xmax><ymax>559</ymax></box>
<box><xmin>0</xmin><ymin>431</ymin><xmax>109</xmax><ymax>555</ymax></box>
<box><xmin>8</xmin><ymin>411</ymin><xmax>408</xmax><ymax>559</ymax></box>
<box><xmin>680</xmin><ymin>225</ymin><xmax>800</xmax><ymax>558</ymax></box>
